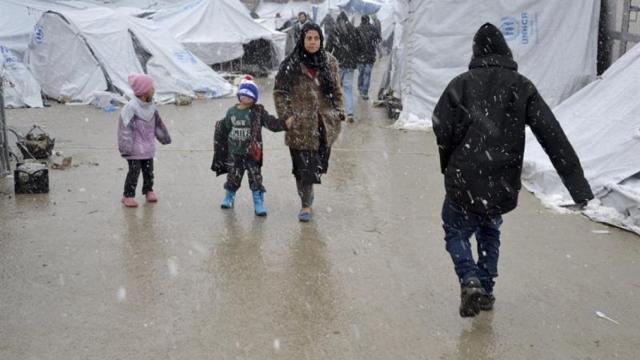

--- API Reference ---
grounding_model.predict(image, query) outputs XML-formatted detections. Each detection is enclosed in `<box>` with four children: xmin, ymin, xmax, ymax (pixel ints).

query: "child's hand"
<box><xmin>285</xmin><ymin>116</ymin><xmax>295</xmax><ymax>129</ymax></box>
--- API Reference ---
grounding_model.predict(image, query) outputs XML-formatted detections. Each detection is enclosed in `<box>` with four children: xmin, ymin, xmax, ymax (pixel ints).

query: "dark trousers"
<box><xmin>123</xmin><ymin>159</ymin><xmax>154</xmax><ymax>197</ymax></box>
<box><xmin>441</xmin><ymin>197</ymin><xmax>503</xmax><ymax>293</ymax></box>
<box><xmin>296</xmin><ymin>179</ymin><xmax>314</xmax><ymax>208</ymax></box>
<box><xmin>224</xmin><ymin>156</ymin><xmax>264</xmax><ymax>193</ymax></box>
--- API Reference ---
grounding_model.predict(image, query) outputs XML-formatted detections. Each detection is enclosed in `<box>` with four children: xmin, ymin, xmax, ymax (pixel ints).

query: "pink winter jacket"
<box><xmin>118</xmin><ymin>112</ymin><xmax>171</xmax><ymax>160</ymax></box>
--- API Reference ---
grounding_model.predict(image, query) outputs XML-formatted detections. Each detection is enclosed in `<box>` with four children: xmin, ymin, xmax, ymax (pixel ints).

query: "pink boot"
<box><xmin>145</xmin><ymin>191</ymin><xmax>158</xmax><ymax>203</ymax></box>
<box><xmin>122</xmin><ymin>197</ymin><xmax>138</xmax><ymax>208</ymax></box>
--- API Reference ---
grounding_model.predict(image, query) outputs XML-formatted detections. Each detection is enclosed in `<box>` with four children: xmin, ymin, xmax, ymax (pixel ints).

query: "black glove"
<box><xmin>575</xmin><ymin>199</ymin><xmax>590</xmax><ymax>209</ymax></box>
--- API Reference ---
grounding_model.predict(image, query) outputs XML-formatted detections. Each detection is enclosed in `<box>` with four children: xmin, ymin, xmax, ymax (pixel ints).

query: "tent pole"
<box><xmin>621</xmin><ymin>0</ymin><xmax>632</xmax><ymax>53</ymax></box>
<box><xmin>0</xmin><ymin>76</ymin><xmax>10</xmax><ymax>177</ymax></box>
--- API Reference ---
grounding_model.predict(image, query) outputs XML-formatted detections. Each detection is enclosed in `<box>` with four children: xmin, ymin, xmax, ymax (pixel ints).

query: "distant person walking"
<box><xmin>356</xmin><ymin>15</ymin><xmax>381</xmax><ymax>100</ymax></box>
<box><xmin>274</xmin><ymin>23</ymin><xmax>344</xmax><ymax>222</ymax></box>
<box><xmin>432</xmin><ymin>23</ymin><xmax>594</xmax><ymax>318</ymax></box>
<box><xmin>326</xmin><ymin>12</ymin><xmax>360</xmax><ymax>122</ymax></box>
<box><xmin>292</xmin><ymin>12</ymin><xmax>311</xmax><ymax>44</ymax></box>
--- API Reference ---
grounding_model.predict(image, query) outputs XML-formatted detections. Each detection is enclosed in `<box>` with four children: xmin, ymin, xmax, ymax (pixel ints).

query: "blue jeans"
<box><xmin>339</xmin><ymin>67</ymin><xmax>354</xmax><ymax>116</ymax></box>
<box><xmin>441</xmin><ymin>197</ymin><xmax>503</xmax><ymax>293</ymax></box>
<box><xmin>357</xmin><ymin>63</ymin><xmax>373</xmax><ymax>96</ymax></box>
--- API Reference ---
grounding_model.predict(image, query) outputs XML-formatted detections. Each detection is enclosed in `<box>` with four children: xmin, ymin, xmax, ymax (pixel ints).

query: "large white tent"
<box><xmin>25</xmin><ymin>7</ymin><xmax>232</xmax><ymax>104</ymax></box>
<box><xmin>1</xmin><ymin>45</ymin><xmax>43</xmax><ymax>108</ymax></box>
<box><xmin>382</xmin><ymin>0</ymin><xmax>600</xmax><ymax>130</ymax></box>
<box><xmin>522</xmin><ymin>43</ymin><xmax>640</xmax><ymax>235</ymax></box>
<box><xmin>150</xmin><ymin>0</ymin><xmax>286</xmax><ymax>65</ymax></box>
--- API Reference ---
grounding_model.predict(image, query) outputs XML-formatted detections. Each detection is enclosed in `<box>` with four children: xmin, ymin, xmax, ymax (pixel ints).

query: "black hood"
<box><xmin>472</xmin><ymin>23</ymin><xmax>513</xmax><ymax>58</ymax></box>
<box><xmin>470</xmin><ymin>23</ymin><xmax>517</xmax><ymax>70</ymax></box>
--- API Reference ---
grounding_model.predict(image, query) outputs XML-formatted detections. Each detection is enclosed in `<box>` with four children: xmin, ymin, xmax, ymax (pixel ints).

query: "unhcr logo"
<box><xmin>33</xmin><ymin>25</ymin><xmax>44</xmax><ymax>44</ymax></box>
<box><xmin>1</xmin><ymin>45</ymin><xmax>19</xmax><ymax>70</ymax></box>
<box><xmin>499</xmin><ymin>17</ymin><xmax>519</xmax><ymax>41</ymax></box>
<box><xmin>499</xmin><ymin>12</ymin><xmax>537</xmax><ymax>45</ymax></box>
<box><xmin>174</xmin><ymin>50</ymin><xmax>197</xmax><ymax>64</ymax></box>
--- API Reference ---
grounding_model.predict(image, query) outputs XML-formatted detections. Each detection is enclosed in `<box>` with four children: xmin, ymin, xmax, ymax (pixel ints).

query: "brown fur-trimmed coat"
<box><xmin>273</xmin><ymin>54</ymin><xmax>344</xmax><ymax>151</ymax></box>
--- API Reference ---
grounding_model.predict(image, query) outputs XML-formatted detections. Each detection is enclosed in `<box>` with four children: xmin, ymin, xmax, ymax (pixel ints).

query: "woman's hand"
<box><xmin>285</xmin><ymin>116</ymin><xmax>296</xmax><ymax>129</ymax></box>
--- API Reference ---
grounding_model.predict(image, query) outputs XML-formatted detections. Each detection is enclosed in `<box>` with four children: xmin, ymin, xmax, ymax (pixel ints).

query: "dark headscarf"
<box><xmin>276</xmin><ymin>22</ymin><xmax>338</xmax><ymax>106</ymax></box>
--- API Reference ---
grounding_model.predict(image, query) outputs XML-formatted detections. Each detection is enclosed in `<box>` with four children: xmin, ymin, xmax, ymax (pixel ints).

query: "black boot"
<box><xmin>459</xmin><ymin>277</ymin><xmax>486</xmax><ymax>318</ymax></box>
<box><xmin>478</xmin><ymin>293</ymin><xmax>495</xmax><ymax>311</ymax></box>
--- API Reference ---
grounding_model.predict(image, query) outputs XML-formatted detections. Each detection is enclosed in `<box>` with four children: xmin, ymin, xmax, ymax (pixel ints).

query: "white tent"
<box><xmin>25</xmin><ymin>7</ymin><xmax>232</xmax><ymax>104</ymax></box>
<box><xmin>1</xmin><ymin>45</ymin><xmax>43</xmax><ymax>108</ymax></box>
<box><xmin>0</xmin><ymin>0</ymin><xmax>85</xmax><ymax>56</ymax></box>
<box><xmin>522</xmin><ymin>43</ymin><xmax>640</xmax><ymax>235</ymax></box>
<box><xmin>150</xmin><ymin>0</ymin><xmax>286</xmax><ymax>65</ymax></box>
<box><xmin>383</xmin><ymin>0</ymin><xmax>600</xmax><ymax>130</ymax></box>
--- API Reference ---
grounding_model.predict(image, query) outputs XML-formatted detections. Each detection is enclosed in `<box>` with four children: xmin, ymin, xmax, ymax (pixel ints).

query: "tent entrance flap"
<box><xmin>129</xmin><ymin>29</ymin><xmax>152</xmax><ymax>73</ymax></box>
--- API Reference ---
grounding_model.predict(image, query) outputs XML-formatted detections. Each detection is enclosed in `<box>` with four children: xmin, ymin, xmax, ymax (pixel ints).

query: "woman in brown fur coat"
<box><xmin>274</xmin><ymin>22</ymin><xmax>344</xmax><ymax>222</ymax></box>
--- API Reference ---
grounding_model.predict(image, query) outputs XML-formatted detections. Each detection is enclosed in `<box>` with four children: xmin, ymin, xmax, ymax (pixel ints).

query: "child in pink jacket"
<box><xmin>117</xmin><ymin>74</ymin><xmax>171</xmax><ymax>207</ymax></box>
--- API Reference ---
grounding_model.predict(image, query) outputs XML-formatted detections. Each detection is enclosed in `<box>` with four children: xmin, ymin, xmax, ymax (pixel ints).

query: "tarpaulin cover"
<box><xmin>522</xmin><ymin>42</ymin><xmax>640</xmax><ymax>235</ymax></box>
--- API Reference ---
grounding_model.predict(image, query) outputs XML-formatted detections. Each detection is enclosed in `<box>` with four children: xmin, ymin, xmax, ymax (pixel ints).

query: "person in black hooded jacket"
<box><xmin>356</xmin><ymin>15</ymin><xmax>381</xmax><ymax>100</ymax></box>
<box><xmin>432</xmin><ymin>23</ymin><xmax>594</xmax><ymax>318</ymax></box>
<box><xmin>326</xmin><ymin>12</ymin><xmax>360</xmax><ymax>121</ymax></box>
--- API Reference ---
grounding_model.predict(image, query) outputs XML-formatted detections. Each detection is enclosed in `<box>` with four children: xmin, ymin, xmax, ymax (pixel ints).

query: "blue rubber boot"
<box><xmin>252</xmin><ymin>191</ymin><xmax>267</xmax><ymax>216</ymax></box>
<box><xmin>221</xmin><ymin>190</ymin><xmax>235</xmax><ymax>209</ymax></box>
<box><xmin>298</xmin><ymin>209</ymin><xmax>312</xmax><ymax>222</ymax></box>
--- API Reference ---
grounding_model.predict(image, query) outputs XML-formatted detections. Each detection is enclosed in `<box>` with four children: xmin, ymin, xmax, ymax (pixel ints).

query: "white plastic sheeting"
<box><xmin>389</xmin><ymin>0</ymin><xmax>600</xmax><ymax>130</ymax></box>
<box><xmin>522</xmin><ymin>43</ymin><xmax>640</xmax><ymax>235</ymax></box>
<box><xmin>0</xmin><ymin>45</ymin><xmax>43</xmax><ymax>108</ymax></box>
<box><xmin>25</xmin><ymin>7</ymin><xmax>231</xmax><ymax>104</ymax></box>
<box><xmin>151</xmin><ymin>0</ymin><xmax>286</xmax><ymax>65</ymax></box>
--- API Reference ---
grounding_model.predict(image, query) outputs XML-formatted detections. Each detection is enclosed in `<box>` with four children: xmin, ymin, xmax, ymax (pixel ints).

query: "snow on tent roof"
<box><xmin>150</xmin><ymin>0</ymin><xmax>286</xmax><ymax>65</ymax></box>
<box><xmin>522</xmin><ymin>42</ymin><xmax>640</xmax><ymax>235</ymax></box>
<box><xmin>1</xmin><ymin>45</ymin><xmax>43</xmax><ymax>108</ymax></box>
<box><xmin>25</xmin><ymin>7</ymin><xmax>232</xmax><ymax>103</ymax></box>
<box><xmin>382</xmin><ymin>0</ymin><xmax>600</xmax><ymax>131</ymax></box>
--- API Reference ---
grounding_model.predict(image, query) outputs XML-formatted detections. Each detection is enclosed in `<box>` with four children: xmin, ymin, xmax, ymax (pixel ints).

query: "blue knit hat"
<box><xmin>237</xmin><ymin>75</ymin><xmax>259</xmax><ymax>102</ymax></box>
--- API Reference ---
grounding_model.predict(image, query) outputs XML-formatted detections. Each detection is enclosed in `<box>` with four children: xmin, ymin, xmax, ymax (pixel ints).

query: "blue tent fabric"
<box><xmin>339</xmin><ymin>0</ymin><xmax>381</xmax><ymax>15</ymax></box>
